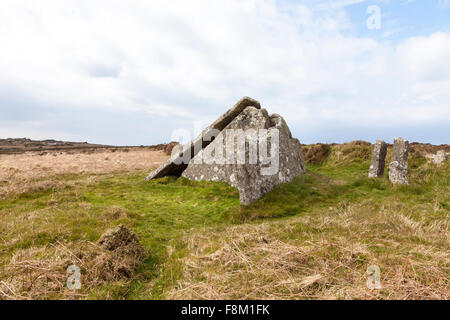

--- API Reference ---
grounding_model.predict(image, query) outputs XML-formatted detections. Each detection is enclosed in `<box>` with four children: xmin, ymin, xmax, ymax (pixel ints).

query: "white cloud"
<box><xmin>438</xmin><ymin>0</ymin><xmax>450</xmax><ymax>8</ymax></box>
<box><xmin>0</xmin><ymin>0</ymin><xmax>449</xmax><ymax>144</ymax></box>
<box><xmin>314</xmin><ymin>0</ymin><xmax>368</xmax><ymax>11</ymax></box>
<box><xmin>397</xmin><ymin>32</ymin><xmax>450</xmax><ymax>82</ymax></box>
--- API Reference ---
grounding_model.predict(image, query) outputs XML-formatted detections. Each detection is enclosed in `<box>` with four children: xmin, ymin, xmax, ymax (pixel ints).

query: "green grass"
<box><xmin>0</xmin><ymin>146</ymin><xmax>448</xmax><ymax>299</ymax></box>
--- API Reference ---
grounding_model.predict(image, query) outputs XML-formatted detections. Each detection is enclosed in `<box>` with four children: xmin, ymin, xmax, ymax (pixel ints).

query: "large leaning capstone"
<box><xmin>145</xmin><ymin>97</ymin><xmax>261</xmax><ymax>180</ymax></box>
<box><xmin>368</xmin><ymin>140</ymin><xmax>387</xmax><ymax>178</ymax></box>
<box><xmin>181</xmin><ymin>106</ymin><xmax>306</xmax><ymax>205</ymax></box>
<box><xmin>389</xmin><ymin>137</ymin><xmax>409</xmax><ymax>184</ymax></box>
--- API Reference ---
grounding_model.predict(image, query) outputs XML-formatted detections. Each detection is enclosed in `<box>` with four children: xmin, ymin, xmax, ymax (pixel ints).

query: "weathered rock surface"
<box><xmin>181</xmin><ymin>106</ymin><xmax>306</xmax><ymax>205</ymax></box>
<box><xmin>432</xmin><ymin>150</ymin><xmax>447</xmax><ymax>165</ymax></box>
<box><xmin>389</xmin><ymin>138</ymin><xmax>409</xmax><ymax>184</ymax></box>
<box><xmin>368</xmin><ymin>140</ymin><xmax>387</xmax><ymax>178</ymax></box>
<box><xmin>146</xmin><ymin>97</ymin><xmax>261</xmax><ymax>180</ymax></box>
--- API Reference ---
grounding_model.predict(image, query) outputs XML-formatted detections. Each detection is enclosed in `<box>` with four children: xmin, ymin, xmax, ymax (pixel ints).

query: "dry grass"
<box><xmin>0</xmin><ymin>234</ymin><xmax>147</xmax><ymax>300</ymax></box>
<box><xmin>327</xmin><ymin>143</ymin><xmax>372</xmax><ymax>166</ymax></box>
<box><xmin>0</xmin><ymin>142</ymin><xmax>448</xmax><ymax>300</ymax></box>
<box><xmin>302</xmin><ymin>144</ymin><xmax>331</xmax><ymax>165</ymax></box>
<box><xmin>169</xmin><ymin>199</ymin><xmax>449</xmax><ymax>300</ymax></box>
<box><xmin>0</xmin><ymin>149</ymin><xmax>168</xmax><ymax>199</ymax></box>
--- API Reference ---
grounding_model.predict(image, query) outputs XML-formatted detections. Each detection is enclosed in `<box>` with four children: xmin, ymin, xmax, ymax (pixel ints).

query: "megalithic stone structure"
<box><xmin>389</xmin><ymin>137</ymin><xmax>409</xmax><ymax>184</ymax></box>
<box><xmin>145</xmin><ymin>97</ymin><xmax>261</xmax><ymax>180</ymax></box>
<box><xmin>181</xmin><ymin>106</ymin><xmax>306</xmax><ymax>205</ymax></box>
<box><xmin>368</xmin><ymin>140</ymin><xmax>387</xmax><ymax>178</ymax></box>
<box><xmin>146</xmin><ymin>97</ymin><xmax>307</xmax><ymax>205</ymax></box>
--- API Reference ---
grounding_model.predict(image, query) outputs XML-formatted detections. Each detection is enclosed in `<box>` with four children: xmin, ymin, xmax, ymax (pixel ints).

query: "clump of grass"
<box><xmin>302</xmin><ymin>144</ymin><xmax>331</xmax><ymax>165</ymax></box>
<box><xmin>327</xmin><ymin>143</ymin><xmax>372</xmax><ymax>166</ymax></box>
<box><xmin>0</xmin><ymin>235</ymin><xmax>147</xmax><ymax>300</ymax></box>
<box><xmin>104</xmin><ymin>205</ymin><xmax>129</xmax><ymax>221</ymax></box>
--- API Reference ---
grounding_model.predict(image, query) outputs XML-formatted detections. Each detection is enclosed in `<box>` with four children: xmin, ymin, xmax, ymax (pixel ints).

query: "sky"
<box><xmin>0</xmin><ymin>0</ymin><xmax>449</xmax><ymax>145</ymax></box>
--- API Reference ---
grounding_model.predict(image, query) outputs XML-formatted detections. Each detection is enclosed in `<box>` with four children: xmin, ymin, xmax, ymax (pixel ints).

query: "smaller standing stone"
<box><xmin>368</xmin><ymin>140</ymin><xmax>387</xmax><ymax>178</ymax></box>
<box><xmin>432</xmin><ymin>150</ymin><xmax>447</xmax><ymax>165</ymax></box>
<box><xmin>389</xmin><ymin>138</ymin><xmax>409</xmax><ymax>184</ymax></box>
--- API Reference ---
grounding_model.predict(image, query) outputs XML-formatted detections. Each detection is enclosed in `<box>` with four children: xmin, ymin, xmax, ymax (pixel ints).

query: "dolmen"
<box><xmin>146</xmin><ymin>97</ymin><xmax>306</xmax><ymax>205</ymax></box>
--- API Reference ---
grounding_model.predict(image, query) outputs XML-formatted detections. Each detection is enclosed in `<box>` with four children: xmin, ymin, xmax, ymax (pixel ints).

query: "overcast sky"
<box><xmin>0</xmin><ymin>0</ymin><xmax>449</xmax><ymax>145</ymax></box>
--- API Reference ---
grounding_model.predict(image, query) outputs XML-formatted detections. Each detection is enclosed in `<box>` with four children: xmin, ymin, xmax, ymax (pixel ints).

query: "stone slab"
<box><xmin>145</xmin><ymin>97</ymin><xmax>261</xmax><ymax>180</ymax></box>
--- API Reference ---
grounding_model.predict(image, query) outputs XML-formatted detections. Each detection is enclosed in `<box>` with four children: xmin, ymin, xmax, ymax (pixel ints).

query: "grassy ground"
<box><xmin>0</xmin><ymin>143</ymin><xmax>448</xmax><ymax>299</ymax></box>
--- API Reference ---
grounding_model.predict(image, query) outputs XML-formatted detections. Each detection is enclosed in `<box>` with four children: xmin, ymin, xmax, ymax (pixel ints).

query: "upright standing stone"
<box><xmin>432</xmin><ymin>150</ymin><xmax>447</xmax><ymax>165</ymax></box>
<box><xmin>368</xmin><ymin>140</ymin><xmax>387</xmax><ymax>178</ymax></box>
<box><xmin>389</xmin><ymin>138</ymin><xmax>409</xmax><ymax>184</ymax></box>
